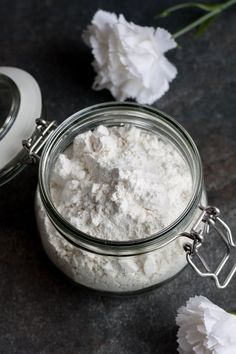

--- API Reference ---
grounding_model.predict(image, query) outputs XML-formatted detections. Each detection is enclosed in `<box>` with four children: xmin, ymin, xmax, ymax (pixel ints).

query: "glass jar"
<box><xmin>35</xmin><ymin>102</ymin><xmax>236</xmax><ymax>294</ymax></box>
<box><xmin>1</xmin><ymin>68</ymin><xmax>235</xmax><ymax>294</ymax></box>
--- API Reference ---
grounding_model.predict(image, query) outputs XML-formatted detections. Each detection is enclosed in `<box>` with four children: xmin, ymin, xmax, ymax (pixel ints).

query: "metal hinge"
<box><xmin>182</xmin><ymin>205</ymin><xmax>236</xmax><ymax>289</ymax></box>
<box><xmin>22</xmin><ymin>118</ymin><xmax>57</xmax><ymax>164</ymax></box>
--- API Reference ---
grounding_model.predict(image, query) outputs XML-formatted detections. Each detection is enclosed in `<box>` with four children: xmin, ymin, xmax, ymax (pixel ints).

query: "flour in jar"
<box><xmin>50</xmin><ymin>125</ymin><xmax>192</xmax><ymax>240</ymax></box>
<box><xmin>36</xmin><ymin>124</ymin><xmax>194</xmax><ymax>292</ymax></box>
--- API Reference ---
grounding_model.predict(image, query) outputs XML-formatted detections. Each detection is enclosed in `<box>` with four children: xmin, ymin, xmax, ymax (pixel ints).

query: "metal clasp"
<box><xmin>22</xmin><ymin>118</ymin><xmax>57</xmax><ymax>163</ymax></box>
<box><xmin>182</xmin><ymin>206</ymin><xmax>236</xmax><ymax>289</ymax></box>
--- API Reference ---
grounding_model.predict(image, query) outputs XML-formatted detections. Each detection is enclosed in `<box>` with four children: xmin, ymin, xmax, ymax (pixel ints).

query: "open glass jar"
<box><xmin>1</xmin><ymin>67</ymin><xmax>236</xmax><ymax>294</ymax></box>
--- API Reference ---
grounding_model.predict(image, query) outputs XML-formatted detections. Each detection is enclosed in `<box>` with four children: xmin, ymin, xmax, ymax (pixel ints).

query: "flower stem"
<box><xmin>173</xmin><ymin>0</ymin><xmax>236</xmax><ymax>39</ymax></box>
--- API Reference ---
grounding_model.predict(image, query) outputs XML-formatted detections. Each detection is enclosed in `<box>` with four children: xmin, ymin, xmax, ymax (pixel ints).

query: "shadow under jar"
<box><xmin>35</xmin><ymin>102</ymin><xmax>212</xmax><ymax>294</ymax></box>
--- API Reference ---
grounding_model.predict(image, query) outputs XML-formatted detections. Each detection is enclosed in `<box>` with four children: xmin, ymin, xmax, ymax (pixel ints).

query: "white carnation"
<box><xmin>176</xmin><ymin>295</ymin><xmax>236</xmax><ymax>354</ymax></box>
<box><xmin>82</xmin><ymin>10</ymin><xmax>177</xmax><ymax>104</ymax></box>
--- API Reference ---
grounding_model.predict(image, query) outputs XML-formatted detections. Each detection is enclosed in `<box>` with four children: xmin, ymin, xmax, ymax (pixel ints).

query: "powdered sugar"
<box><xmin>50</xmin><ymin>125</ymin><xmax>192</xmax><ymax>240</ymax></box>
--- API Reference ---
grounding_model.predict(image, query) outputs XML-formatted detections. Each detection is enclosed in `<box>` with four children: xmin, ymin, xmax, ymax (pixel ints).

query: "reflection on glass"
<box><xmin>0</xmin><ymin>74</ymin><xmax>20</xmax><ymax>140</ymax></box>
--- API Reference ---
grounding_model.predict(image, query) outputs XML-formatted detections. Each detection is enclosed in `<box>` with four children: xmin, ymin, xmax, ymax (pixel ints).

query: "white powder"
<box><xmin>50</xmin><ymin>125</ymin><xmax>192</xmax><ymax>240</ymax></box>
<box><xmin>36</xmin><ymin>124</ymin><xmax>195</xmax><ymax>292</ymax></box>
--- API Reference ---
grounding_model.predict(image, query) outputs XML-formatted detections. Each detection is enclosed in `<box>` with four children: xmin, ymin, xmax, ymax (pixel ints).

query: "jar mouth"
<box><xmin>38</xmin><ymin>102</ymin><xmax>203</xmax><ymax>255</ymax></box>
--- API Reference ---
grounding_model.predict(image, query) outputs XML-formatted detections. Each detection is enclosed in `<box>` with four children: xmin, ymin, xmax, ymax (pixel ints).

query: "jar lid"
<box><xmin>0</xmin><ymin>67</ymin><xmax>42</xmax><ymax>186</ymax></box>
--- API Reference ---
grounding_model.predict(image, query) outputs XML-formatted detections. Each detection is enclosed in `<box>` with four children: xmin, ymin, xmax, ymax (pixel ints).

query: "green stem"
<box><xmin>158</xmin><ymin>2</ymin><xmax>218</xmax><ymax>17</ymax></box>
<box><xmin>173</xmin><ymin>0</ymin><xmax>236</xmax><ymax>39</ymax></box>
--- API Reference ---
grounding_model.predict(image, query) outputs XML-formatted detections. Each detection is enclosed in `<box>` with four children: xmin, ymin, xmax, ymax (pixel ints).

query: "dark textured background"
<box><xmin>0</xmin><ymin>0</ymin><xmax>236</xmax><ymax>353</ymax></box>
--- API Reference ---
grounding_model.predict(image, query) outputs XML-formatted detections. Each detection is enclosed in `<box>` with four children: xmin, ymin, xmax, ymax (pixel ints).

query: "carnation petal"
<box><xmin>154</xmin><ymin>27</ymin><xmax>177</xmax><ymax>53</ymax></box>
<box><xmin>176</xmin><ymin>296</ymin><xmax>236</xmax><ymax>354</ymax></box>
<box><xmin>92</xmin><ymin>9</ymin><xmax>117</xmax><ymax>31</ymax></box>
<box><xmin>159</xmin><ymin>56</ymin><xmax>177</xmax><ymax>81</ymax></box>
<box><xmin>121</xmin><ymin>78</ymin><xmax>142</xmax><ymax>99</ymax></box>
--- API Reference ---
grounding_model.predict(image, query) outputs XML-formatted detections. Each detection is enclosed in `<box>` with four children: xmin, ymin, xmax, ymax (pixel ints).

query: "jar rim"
<box><xmin>38</xmin><ymin>102</ymin><xmax>203</xmax><ymax>255</ymax></box>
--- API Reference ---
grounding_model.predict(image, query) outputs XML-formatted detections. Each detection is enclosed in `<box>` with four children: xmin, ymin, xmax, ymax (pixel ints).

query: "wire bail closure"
<box><xmin>22</xmin><ymin>118</ymin><xmax>57</xmax><ymax>163</ymax></box>
<box><xmin>182</xmin><ymin>205</ymin><xmax>236</xmax><ymax>289</ymax></box>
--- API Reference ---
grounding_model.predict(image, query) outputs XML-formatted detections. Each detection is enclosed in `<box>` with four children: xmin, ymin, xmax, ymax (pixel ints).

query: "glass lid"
<box><xmin>0</xmin><ymin>67</ymin><xmax>42</xmax><ymax>186</ymax></box>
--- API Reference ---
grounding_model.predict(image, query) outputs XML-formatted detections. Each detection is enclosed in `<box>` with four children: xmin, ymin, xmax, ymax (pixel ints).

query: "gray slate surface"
<box><xmin>0</xmin><ymin>0</ymin><xmax>236</xmax><ymax>353</ymax></box>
